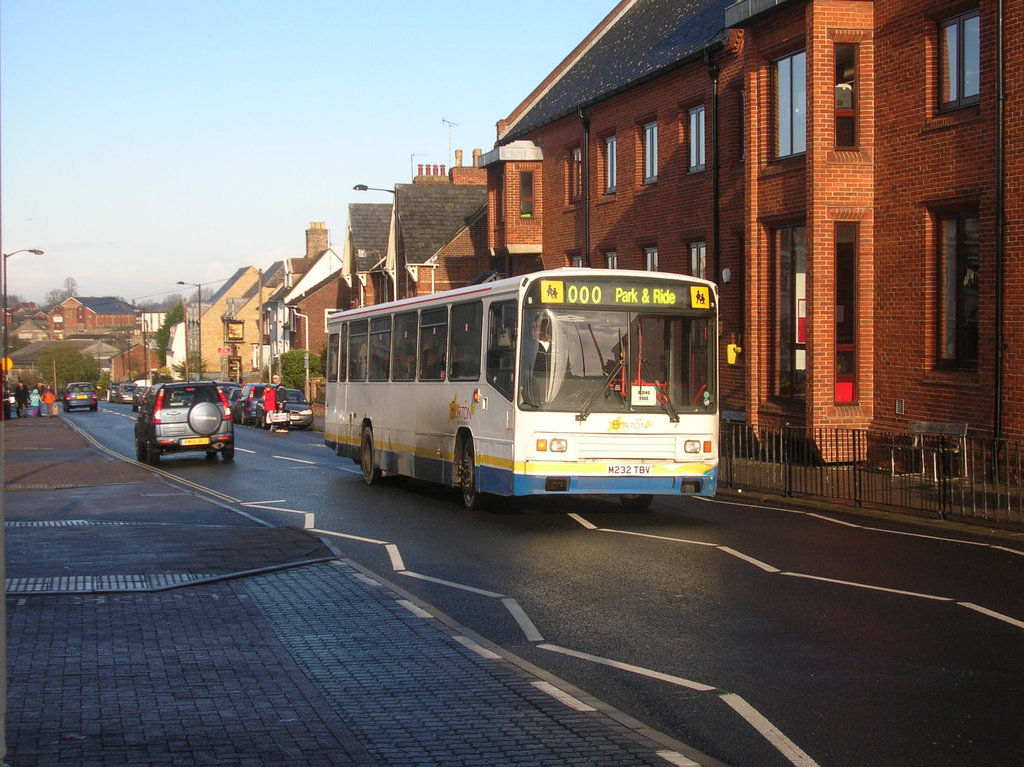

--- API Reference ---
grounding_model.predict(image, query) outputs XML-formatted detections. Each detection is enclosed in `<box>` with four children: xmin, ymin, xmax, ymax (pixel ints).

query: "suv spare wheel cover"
<box><xmin>188</xmin><ymin>401</ymin><xmax>223</xmax><ymax>436</ymax></box>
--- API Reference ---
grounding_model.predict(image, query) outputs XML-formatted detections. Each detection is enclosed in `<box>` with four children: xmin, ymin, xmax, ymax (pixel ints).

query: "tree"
<box><xmin>153</xmin><ymin>304</ymin><xmax>183</xmax><ymax>365</ymax></box>
<box><xmin>276</xmin><ymin>349</ymin><xmax>323</xmax><ymax>390</ymax></box>
<box><xmin>36</xmin><ymin>343</ymin><xmax>101</xmax><ymax>389</ymax></box>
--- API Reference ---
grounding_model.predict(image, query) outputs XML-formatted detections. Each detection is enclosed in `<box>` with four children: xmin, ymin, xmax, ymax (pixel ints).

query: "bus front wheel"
<box><xmin>459</xmin><ymin>440</ymin><xmax>480</xmax><ymax>510</ymax></box>
<box><xmin>360</xmin><ymin>429</ymin><xmax>381</xmax><ymax>485</ymax></box>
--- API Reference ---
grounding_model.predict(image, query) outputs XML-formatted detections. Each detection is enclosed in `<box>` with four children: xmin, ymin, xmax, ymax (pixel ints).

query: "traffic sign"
<box><xmin>2</xmin><ymin>357</ymin><xmax>12</xmax><ymax>372</ymax></box>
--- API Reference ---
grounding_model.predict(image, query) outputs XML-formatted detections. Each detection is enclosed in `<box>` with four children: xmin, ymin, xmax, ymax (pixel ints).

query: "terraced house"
<box><xmin>481</xmin><ymin>0</ymin><xmax>1022</xmax><ymax>442</ymax></box>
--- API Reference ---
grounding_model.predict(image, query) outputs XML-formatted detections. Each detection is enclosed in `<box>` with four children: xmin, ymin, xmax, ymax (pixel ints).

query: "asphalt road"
<box><xmin>71</xmin><ymin>404</ymin><xmax>1024</xmax><ymax>767</ymax></box>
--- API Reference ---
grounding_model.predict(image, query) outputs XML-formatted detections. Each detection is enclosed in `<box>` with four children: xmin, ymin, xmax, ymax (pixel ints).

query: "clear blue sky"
<box><xmin>1</xmin><ymin>0</ymin><xmax>611</xmax><ymax>306</ymax></box>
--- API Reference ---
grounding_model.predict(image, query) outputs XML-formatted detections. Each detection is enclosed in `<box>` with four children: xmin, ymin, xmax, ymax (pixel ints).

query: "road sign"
<box><xmin>2</xmin><ymin>357</ymin><xmax>12</xmax><ymax>372</ymax></box>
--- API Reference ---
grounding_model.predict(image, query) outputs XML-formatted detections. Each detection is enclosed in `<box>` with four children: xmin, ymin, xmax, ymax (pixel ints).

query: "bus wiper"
<box><xmin>640</xmin><ymin>358</ymin><xmax>679</xmax><ymax>423</ymax></box>
<box><xmin>576</xmin><ymin>359</ymin><xmax>623</xmax><ymax>422</ymax></box>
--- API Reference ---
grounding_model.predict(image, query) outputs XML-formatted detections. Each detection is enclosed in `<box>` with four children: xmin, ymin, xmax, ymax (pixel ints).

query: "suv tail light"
<box><xmin>218</xmin><ymin>390</ymin><xmax>231</xmax><ymax>419</ymax></box>
<box><xmin>152</xmin><ymin>388</ymin><xmax>165</xmax><ymax>424</ymax></box>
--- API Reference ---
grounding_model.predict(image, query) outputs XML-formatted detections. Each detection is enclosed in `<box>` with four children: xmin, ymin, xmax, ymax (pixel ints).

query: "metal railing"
<box><xmin>720</xmin><ymin>420</ymin><xmax>1024</xmax><ymax>528</ymax></box>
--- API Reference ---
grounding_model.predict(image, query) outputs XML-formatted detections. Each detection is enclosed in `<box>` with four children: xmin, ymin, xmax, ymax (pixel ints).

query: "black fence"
<box><xmin>720</xmin><ymin>420</ymin><xmax>1024</xmax><ymax>529</ymax></box>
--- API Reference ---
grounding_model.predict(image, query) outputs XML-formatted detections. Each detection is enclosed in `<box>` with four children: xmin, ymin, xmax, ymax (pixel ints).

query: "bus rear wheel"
<box><xmin>459</xmin><ymin>440</ymin><xmax>480</xmax><ymax>510</ymax></box>
<box><xmin>360</xmin><ymin>429</ymin><xmax>380</xmax><ymax>485</ymax></box>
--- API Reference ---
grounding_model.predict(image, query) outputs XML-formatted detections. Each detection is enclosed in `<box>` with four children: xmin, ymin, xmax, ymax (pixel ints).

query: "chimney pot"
<box><xmin>472</xmin><ymin>148</ymin><xmax>482</xmax><ymax>168</ymax></box>
<box><xmin>455</xmin><ymin>149</ymin><xmax>463</xmax><ymax>167</ymax></box>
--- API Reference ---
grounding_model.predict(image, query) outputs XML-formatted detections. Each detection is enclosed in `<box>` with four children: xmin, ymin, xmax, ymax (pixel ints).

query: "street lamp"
<box><xmin>353</xmin><ymin>184</ymin><xmax>398</xmax><ymax>302</ymax></box>
<box><xmin>289</xmin><ymin>306</ymin><xmax>310</xmax><ymax>401</ymax></box>
<box><xmin>177</xmin><ymin>281</ymin><xmax>202</xmax><ymax>380</ymax></box>
<box><xmin>2</xmin><ymin>249</ymin><xmax>44</xmax><ymax>405</ymax></box>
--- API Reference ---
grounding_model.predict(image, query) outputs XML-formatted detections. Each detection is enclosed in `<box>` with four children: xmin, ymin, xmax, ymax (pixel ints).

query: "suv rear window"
<box><xmin>164</xmin><ymin>385</ymin><xmax>221</xmax><ymax>408</ymax></box>
<box><xmin>68</xmin><ymin>384</ymin><xmax>93</xmax><ymax>394</ymax></box>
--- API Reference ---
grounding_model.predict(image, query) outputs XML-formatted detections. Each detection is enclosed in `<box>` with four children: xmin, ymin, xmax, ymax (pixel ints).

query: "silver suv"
<box><xmin>134</xmin><ymin>382</ymin><xmax>234</xmax><ymax>464</ymax></box>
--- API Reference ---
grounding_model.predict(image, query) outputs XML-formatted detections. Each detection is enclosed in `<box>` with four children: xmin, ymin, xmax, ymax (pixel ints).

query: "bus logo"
<box><xmin>540</xmin><ymin>280</ymin><xmax>565</xmax><ymax>303</ymax></box>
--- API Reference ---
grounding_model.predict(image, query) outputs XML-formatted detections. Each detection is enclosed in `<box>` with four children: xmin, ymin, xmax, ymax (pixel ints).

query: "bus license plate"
<box><xmin>181</xmin><ymin>437</ymin><xmax>210</xmax><ymax>446</ymax></box>
<box><xmin>607</xmin><ymin>464</ymin><xmax>652</xmax><ymax>475</ymax></box>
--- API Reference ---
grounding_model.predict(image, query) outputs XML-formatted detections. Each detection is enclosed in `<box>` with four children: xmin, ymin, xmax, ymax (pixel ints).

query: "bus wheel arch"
<box><xmin>359</xmin><ymin>423</ymin><xmax>381</xmax><ymax>485</ymax></box>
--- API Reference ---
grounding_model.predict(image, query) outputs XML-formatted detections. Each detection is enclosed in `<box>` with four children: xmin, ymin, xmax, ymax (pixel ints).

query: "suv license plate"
<box><xmin>181</xmin><ymin>437</ymin><xmax>211</xmax><ymax>446</ymax></box>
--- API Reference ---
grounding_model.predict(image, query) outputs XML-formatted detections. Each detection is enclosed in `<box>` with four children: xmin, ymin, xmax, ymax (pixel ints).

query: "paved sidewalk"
<box><xmin>4</xmin><ymin>418</ymin><xmax>712</xmax><ymax>766</ymax></box>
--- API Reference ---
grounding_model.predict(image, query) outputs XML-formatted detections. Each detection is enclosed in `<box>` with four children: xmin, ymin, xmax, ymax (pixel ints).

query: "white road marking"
<box><xmin>958</xmin><ymin>601</ymin><xmax>1024</xmax><ymax>629</ymax></box>
<box><xmin>720</xmin><ymin>693</ymin><xmax>821</xmax><ymax>767</ymax></box>
<box><xmin>397</xmin><ymin>599</ymin><xmax>433</xmax><ymax>619</ymax></box>
<box><xmin>399</xmin><ymin>571</ymin><xmax>505</xmax><ymax>598</ymax></box>
<box><xmin>538</xmin><ymin>643</ymin><xmax>715</xmax><ymax>692</ymax></box>
<box><xmin>781</xmin><ymin>571</ymin><xmax>954</xmax><ymax>601</ymax></box>
<box><xmin>272</xmin><ymin>455</ymin><xmax>316</xmax><ymax>464</ymax></box>
<box><xmin>502</xmin><ymin>597</ymin><xmax>544</xmax><ymax>642</ymax></box>
<box><xmin>311</xmin><ymin>528</ymin><xmax>389</xmax><ymax>545</ymax></box>
<box><xmin>386</xmin><ymin>543</ymin><xmax>405</xmax><ymax>571</ymax></box>
<box><xmin>454</xmin><ymin>635</ymin><xmax>501</xmax><ymax>660</ymax></box>
<box><xmin>656</xmin><ymin>751</ymin><xmax>701</xmax><ymax>767</ymax></box>
<box><xmin>568</xmin><ymin>512</ymin><xmax>598</xmax><ymax>529</ymax></box>
<box><xmin>531</xmin><ymin>680</ymin><xmax>596</xmax><ymax>712</ymax></box>
<box><xmin>717</xmin><ymin>546</ymin><xmax>781</xmax><ymax>573</ymax></box>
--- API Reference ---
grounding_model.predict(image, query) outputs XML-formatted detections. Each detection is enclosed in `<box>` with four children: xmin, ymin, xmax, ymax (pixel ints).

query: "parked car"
<box><xmin>214</xmin><ymin>381</ymin><xmax>241</xmax><ymax>408</ymax></box>
<box><xmin>131</xmin><ymin>385</ymin><xmax>150</xmax><ymax>411</ymax></box>
<box><xmin>134</xmin><ymin>381</ymin><xmax>234</xmax><ymax>464</ymax></box>
<box><xmin>231</xmin><ymin>383</ymin><xmax>267</xmax><ymax>426</ymax></box>
<box><xmin>63</xmin><ymin>382</ymin><xmax>99</xmax><ymax>412</ymax></box>
<box><xmin>114</xmin><ymin>383</ymin><xmax>137</xmax><ymax>404</ymax></box>
<box><xmin>255</xmin><ymin>387</ymin><xmax>313</xmax><ymax>430</ymax></box>
<box><xmin>107</xmin><ymin>382</ymin><xmax>121</xmax><ymax>403</ymax></box>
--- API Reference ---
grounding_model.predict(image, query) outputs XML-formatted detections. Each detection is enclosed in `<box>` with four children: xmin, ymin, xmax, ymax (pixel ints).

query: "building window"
<box><xmin>604</xmin><ymin>135</ymin><xmax>617</xmax><ymax>193</ymax></box>
<box><xmin>774</xmin><ymin>225</ymin><xmax>807</xmax><ymax>398</ymax></box>
<box><xmin>569</xmin><ymin>147</ymin><xmax>583</xmax><ymax>203</ymax></box>
<box><xmin>497</xmin><ymin>171</ymin><xmax>505</xmax><ymax>223</ymax></box>
<box><xmin>569</xmin><ymin>253</ymin><xmax>584</xmax><ymax>268</ymax></box>
<box><xmin>835</xmin><ymin>224</ymin><xmax>857</xmax><ymax>403</ymax></box>
<box><xmin>774</xmin><ymin>50</ymin><xmax>806</xmax><ymax>158</ymax></box>
<box><xmin>520</xmin><ymin>171</ymin><xmax>534</xmax><ymax>217</ymax></box>
<box><xmin>940</xmin><ymin>10</ymin><xmax>980</xmax><ymax>110</ymax></box>
<box><xmin>835</xmin><ymin>44</ymin><xmax>856</xmax><ymax>148</ymax></box>
<box><xmin>644</xmin><ymin>246</ymin><xmax>658</xmax><ymax>272</ymax></box>
<box><xmin>688</xmin><ymin>106</ymin><xmax>706</xmax><ymax>172</ymax></box>
<box><xmin>689</xmin><ymin>241</ymin><xmax>707</xmax><ymax>280</ymax></box>
<box><xmin>937</xmin><ymin>211</ymin><xmax>979</xmax><ymax>368</ymax></box>
<box><xmin>643</xmin><ymin>121</ymin><xmax>658</xmax><ymax>183</ymax></box>
<box><xmin>605</xmin><ymin>251</ymin><xmax>618</xmax><ymax>269</ymax></box>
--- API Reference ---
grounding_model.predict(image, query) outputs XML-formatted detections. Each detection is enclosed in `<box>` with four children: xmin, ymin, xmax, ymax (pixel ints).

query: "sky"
<box><xmin>1</xmin><ymin>0</ymin><xmax>612</xmax><ymax>307</ymax></box>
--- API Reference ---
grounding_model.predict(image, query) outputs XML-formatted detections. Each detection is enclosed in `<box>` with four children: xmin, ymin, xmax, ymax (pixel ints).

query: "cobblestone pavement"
<box><xmin>4</xmin><ymin>418</ymin><xmax>714</xmax><ymax>766</ymax></box>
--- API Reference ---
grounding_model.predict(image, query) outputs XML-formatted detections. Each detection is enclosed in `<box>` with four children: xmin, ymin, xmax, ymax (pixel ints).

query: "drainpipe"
<box><xmin>705</xmin><ymin>53</ymin><xmax>721</xmax><ymax>284</ymax></box>
<box><xmin>579</xmin><ymin>107</ymin><xmax>592</xmax><ymax>266</ymax></box>
<box><xmin>994</xmin><ymin>0</ymin><xmax>1006</xmax><ymax>439</ymax></box>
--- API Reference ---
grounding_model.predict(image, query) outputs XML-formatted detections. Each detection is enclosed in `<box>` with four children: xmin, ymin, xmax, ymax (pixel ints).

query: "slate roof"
<box><xmin>349</xmin><ymin>203</ymin><xmax>392</xmax><ymax>273</ymax></box>
<box><xmin>395</xmin><ymin>184</ymin><xmax>487</xmax><ymax>265</ymax></box>
<box><xmin>63</xmin><ymin>296</ymin><xmax>136</xmax><ymax>315</ymax></box>
<box><xmin>500</xmin><ymin>0</ymin><xmax>732</xmax><ymax>142</ymax></box>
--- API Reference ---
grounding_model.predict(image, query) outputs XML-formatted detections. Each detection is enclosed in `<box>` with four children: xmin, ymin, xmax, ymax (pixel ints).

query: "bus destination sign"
<box><xmin>535</xmin><ymin>278</ymin><xmax>712</xmax><ymax>311</ymax></box>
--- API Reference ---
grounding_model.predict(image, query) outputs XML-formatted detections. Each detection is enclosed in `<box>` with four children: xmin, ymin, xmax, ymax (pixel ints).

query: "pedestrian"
<box><xmin>262</xmin><ymin>380</ymin><xmax>278</xmax><ymax>431</ymax></box>
<box><xmin>14</xmin><ymin>381</ymin><xmax>29</xmax><ymax>418</ymax></box>
<box><xmin>42</xmin><ymin>385</ymin><xmax>57</xmax><ymax>417</ymax></box>
<box><xmin>28</xmin><ymin>387</ymin><xmax>41</xmax><ymax>417</ymax></box>
<box><xmin>271</xmin><ymin>374</ymin><xmax>288</xmax><ymax>432</ymax></box>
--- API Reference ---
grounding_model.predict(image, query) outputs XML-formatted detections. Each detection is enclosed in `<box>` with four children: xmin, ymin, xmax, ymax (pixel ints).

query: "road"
<box><xmin>71</xmin><ymin>404</ymin><xmax>1024</xmax><ymax>767</ymax></box>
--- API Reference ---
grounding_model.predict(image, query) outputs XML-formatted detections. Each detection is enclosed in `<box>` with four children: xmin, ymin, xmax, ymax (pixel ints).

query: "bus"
<box><xmin>324</xmin><ymin>268</ymin><xmax>718</xmax><ymax>510</ymax></box>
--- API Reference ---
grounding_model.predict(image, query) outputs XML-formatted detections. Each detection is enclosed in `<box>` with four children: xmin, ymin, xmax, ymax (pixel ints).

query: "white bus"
<box><xmin>324</xmin><ymin>268</ymin><xmax>718</xmax><ymax>510</ymax></box>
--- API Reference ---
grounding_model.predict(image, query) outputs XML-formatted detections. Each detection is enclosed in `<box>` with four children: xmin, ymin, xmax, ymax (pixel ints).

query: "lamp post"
<box><xmin>289</xmin><ymin>307</ymin><xmax>310</xmax><ymax>401</ymax></box>
<box><xmin>2</xmin><ymin>249</ymin><xmax>44</xmax><ymax>407</ymax></box>
<box><xmin>177</xmin><ymin>281</ymin><xmax>202</xmax><ymax>380</ymax></box>
<box><xmin>353</xmin><ymin>184</ymin><xmax>398</xmax><ymax>302</ymax></box>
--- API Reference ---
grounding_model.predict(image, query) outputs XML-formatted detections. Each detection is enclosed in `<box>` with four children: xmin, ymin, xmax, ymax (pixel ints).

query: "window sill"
<box><xmin>922</xmin><ymin>104</ymin><xmax>980</xmax><ymax>134</ymax></box>
<box><xmin>922</xmin><ymin>368</ymin><xmax>980</xmax><ymax>387</ymax></box>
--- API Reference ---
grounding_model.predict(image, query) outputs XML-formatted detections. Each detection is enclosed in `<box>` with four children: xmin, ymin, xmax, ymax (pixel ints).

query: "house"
<box><xmin>48</xmin><ymin>296</ymin><xmax>137</xmax><ymax>337</ymax></box>
<box><xmin>482</xmin><ymin>0</ymin><xmax>1022</xmax><ymax>438</ymax></box>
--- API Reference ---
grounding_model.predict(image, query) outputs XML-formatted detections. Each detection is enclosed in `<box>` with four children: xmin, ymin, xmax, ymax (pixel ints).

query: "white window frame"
<box><xmin>689</xmin><ymin>241</ymin><xmax>707</xmax><ymax>280</ymax></box>
<box><xmin>643</xmin><ymin>121</ymin><xmax>658</xmax><ymax>184</ymax></box>
<box><xmin>644</xmin><ymin>246</ymin><xmax>658</xmax><ymax>272</ymax></box>
<box><xmin>605</xmin><ymin>251</ymin><xmax>618</xmax><ymax>269</ymax></box>
<box><xmin>604</xmin><ymin>135</ymin><xmax>617</xmax><ymax>193</ymax></box>
<box><xmin>688</xmin><ymin>106</ymin><xmax>706</xmax><ymax>172</ymax></box>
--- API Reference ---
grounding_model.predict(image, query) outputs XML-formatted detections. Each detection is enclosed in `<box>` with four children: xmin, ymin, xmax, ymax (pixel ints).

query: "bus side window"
<box><xmin>419</xmin><ymin>308</ymin><xmax>448</xmax><ymax>381</ymax></box>
<box><xmin>392</xmin><ymin>312</ymin><xmax>418</xmax><ymax>381</ymax></box>
<box><xmin>369</xmin><ymin>316</ymin><xmax>392</xmax><ymax>381</ymax></box>
<box><xmin>486</xmin><ymin>300</ymin><xmax>517</xmax><ymax>400</ymax></box>
<box><xmin>326</xmin><ymin>332</ymin><xmax>340</xmax><ymax>383</ymax></box>
<box><xmin>338</xmin><ymin>323</ymin><xmax>347</xmax><ymax>381</ymax></box>
<box><xmin>349</xmin><ymin>320</ymin><xmax>368</xmax><ymax>381</ymax></box>
<box><xmin>449</xmin><ymin>302</ymin><xmax>482</xmax><ymax>381</ymax></box>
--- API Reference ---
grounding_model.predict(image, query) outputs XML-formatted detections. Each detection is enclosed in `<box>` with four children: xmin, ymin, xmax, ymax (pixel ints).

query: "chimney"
<box><xmin>472</xmin><ymin>148</ymin><xmax>482</xmax><ymax>168</ymax></box>
<box><xmin>306</xmin><ymin>221</ymin><xmax>328</xmax><ymax>258</ymax></box>
<box><xmin>455</xmin><ymin>149</ymin><xmax>464</xmax><ymax>167</ymax></box>
<box><xmin>449</xmin><ymin>149</ymin><xmax>487</xmax><ymax>186</ymax></box>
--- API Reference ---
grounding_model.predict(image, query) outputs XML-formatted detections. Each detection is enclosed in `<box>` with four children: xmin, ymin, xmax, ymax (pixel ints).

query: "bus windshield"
<box><xmin>519</xmin><ymin>307</ymin><xmax>714</xmax><ymax>419</ymax></box>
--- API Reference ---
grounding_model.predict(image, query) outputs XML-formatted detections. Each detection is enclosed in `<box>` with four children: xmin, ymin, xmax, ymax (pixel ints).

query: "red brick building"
<box><xmin>482</xmin><ymin>0</ymin><xmax>1022</xmax><ymax>438</ymax></box>
<box><xmin>48</xmin><ymin>296</ymin><xmax>137</xmax><ymax>338</ymax></box>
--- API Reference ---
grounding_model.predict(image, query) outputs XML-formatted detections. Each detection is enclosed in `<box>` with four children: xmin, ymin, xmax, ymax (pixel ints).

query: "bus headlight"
<box><xmin>550</xmin><ymin>438</ymin><xmax>568</xmax><ymax>453</ymax></box>
<box><xmin>684</xmin><ymin>440</ymin><xmax>702</xmax><ymax>453</ymax></box>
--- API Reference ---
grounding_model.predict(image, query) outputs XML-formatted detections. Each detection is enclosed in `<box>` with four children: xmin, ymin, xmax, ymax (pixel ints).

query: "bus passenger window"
<box><xmin>369</xmin><ymin>316</ymin><xmax>392</xmax><ymax>381</ymax></box>
<box><xmin>392</xmin><ymin>312</ymin><xmax>418</xmax><ymax>381</ymax></box>
<box><xmin>419</xmin><ymin>308</ymin><xmax>448</xmax><ymax>381</ymax></box>
<box><xmin>449</xmin><ymin>302</ymin><xmax>482</xmax><ymax>381</ymax></box>
<box><xmin>348</xmin><ymin>320</ymin><xmax>368</xmax><ymax>381</ymax></box>
<box><xmin>486</xmin><ymin>301</ymin><xmax>517</xmax><ymax>400</ymax></box>
<box><xmin>326</xmin><ymin>332</ymin><xmax>340</xmax><ymax>383</ymax></box>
